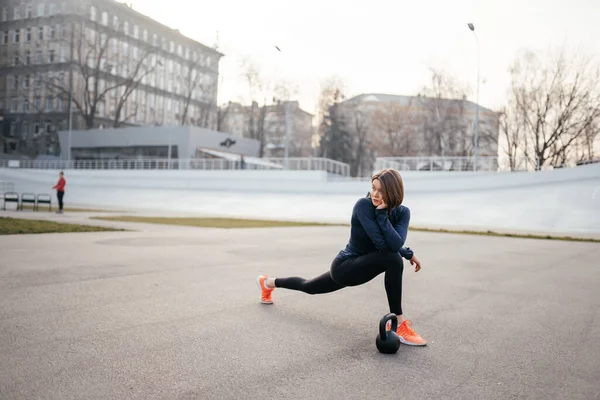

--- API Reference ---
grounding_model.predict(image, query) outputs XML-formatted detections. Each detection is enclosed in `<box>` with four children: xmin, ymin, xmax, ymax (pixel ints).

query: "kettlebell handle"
<box><xmin>379</xmin><ymin>313</ymin><xmax>398</xmax><ymax>340</ymax></box>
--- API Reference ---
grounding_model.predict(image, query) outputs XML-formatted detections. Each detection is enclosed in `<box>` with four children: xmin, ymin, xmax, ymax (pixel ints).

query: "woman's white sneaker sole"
<box><xmin>399</xmin><ymin>337</ymin><xmax>427</xmax><ymax>346</ymax></box>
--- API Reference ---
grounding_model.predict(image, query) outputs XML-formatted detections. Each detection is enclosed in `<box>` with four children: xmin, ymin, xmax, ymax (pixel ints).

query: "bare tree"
<box><xmin>176</xmin><ymin>54</ymin><xmax>220</xmax><ymax>129</ymax></box>
<box><xmin>341</xmin><ymin>101</ymin><xmax>372</xmax><ymax>176</ymax></box>
<box><xmin>419</xmin><ymin>68</ymin><xmax>472</xmax><ymax>157</ymax></box>
<box><xmin>577</xmin><ymin>122</ymin><xmax>599</xmax><ymax>161</ymax></box>
<box><xmin>317</xmin><ymin>78</ymin><xmax>353</xmax><ymax>167</ymax></box>
<box><xmin>215</xmin><ymin>102</ymin><xmax>231</xmax><ymax>131</ymax></box>
<box><xmin>372</xmin><ymin>100</ymin><xmax>418</xmax><ymax>156</ymax></box>
<box><xmin>507</xmin><ymin>49</ymin><xmax>600</xmax><ymax>170</ymax></box>
<box><xmin>41</xmin><ymin>19</ymin><xmax>157</xmax><ymax>129</ymax></box>
<box><xmin>112</xmin><ymin>49</ymin><xmax>156</xmax><ymax>127</ymax></box>
<box><xmin>239</xmin><ymin>59</ymin><xmax>268</xmax><ymax>156</ymax></box>
<box><xmin>499</xmin><ymin>105</ymin><xmax>524</xmax><ymax>171</ymax></box>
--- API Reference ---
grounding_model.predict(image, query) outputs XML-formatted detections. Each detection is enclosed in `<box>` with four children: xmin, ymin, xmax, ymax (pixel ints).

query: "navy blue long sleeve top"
<box><xmin>337</xmin><ymin>197</ymin><xmax>414</xmax><ymax>261</ymax></box>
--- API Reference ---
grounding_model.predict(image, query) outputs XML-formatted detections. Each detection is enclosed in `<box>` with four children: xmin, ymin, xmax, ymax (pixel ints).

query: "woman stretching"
<box><xmin>256</xmin><ymin>168</ymin><xmax>426</xmax><ymax>346</ymax></box>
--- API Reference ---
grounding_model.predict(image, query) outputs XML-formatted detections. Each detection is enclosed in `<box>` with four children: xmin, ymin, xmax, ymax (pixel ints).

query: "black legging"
<box><xmin>57</xmin><ymin>191</ymin><xmax>64</xmax><ymax>211</ymax></box>
<box><xmin>274</xmin><ymin>252</ymin><xmax>404</xmax><ymax>315</ymax></box>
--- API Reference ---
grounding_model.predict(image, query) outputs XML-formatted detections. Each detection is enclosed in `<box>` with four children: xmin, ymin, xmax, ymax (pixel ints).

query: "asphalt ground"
<box><xmin>1</xmin><ymin>212</ymin><xmax>599</xmax><ymax>399</ymax></box>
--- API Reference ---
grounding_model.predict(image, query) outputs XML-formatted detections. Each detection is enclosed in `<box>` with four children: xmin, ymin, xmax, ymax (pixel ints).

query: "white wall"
<box><xmin>1</xmin><ymin>165</ymin><xmax>599</xmax><ymax>236</ymax></box>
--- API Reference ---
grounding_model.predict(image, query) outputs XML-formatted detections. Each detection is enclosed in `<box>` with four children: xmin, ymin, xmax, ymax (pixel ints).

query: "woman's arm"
<box><xmin>374</xmin><ymin>206</ymin><xmax>410</xmax><ymax>253</ymax></box>
<box><xmin>354</xmin><ymin>199</ymin><xmax>414</xmax><ymax>259</ymax></box>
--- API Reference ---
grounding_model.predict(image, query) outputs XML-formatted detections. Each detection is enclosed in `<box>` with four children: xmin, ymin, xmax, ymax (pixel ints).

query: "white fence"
<box><xmin>0</xmin><ymin>157</ymin><xmax>351</xmax><ymax>176</ymax></box>
<box><xmin>375</xmin><ymin>156</ymin><xmax>500</xmax><ymax>172</ymax></box>
<box><xmin>262</xmin><ymin>158</ymin><xmax>350</xmax><ymax>176</ymax></box>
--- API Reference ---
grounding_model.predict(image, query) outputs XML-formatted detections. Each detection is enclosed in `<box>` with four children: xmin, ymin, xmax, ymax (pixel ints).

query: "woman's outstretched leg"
<box><xmin>256</xmin><ymin>270</ymin><xmax>345</xmax><ymax>304</ymax></box>
<box><xmin>274</xmin><ymin>271</ymin><xmax>345</xmax><ymax>294</ymax></box>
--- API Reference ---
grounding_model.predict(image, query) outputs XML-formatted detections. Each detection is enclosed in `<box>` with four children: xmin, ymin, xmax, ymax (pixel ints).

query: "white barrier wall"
<box><xmin>1</xmin><ymin>165</ymin><xmax>599</xmax><ymax>236</ymax></box>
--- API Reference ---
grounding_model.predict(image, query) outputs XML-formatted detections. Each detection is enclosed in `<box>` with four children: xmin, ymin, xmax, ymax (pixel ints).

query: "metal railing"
<box><xmin>0</xmin><ymin>157</ymin><xmax>351</xmax><ymax>176</ymax></box>
<box><xmin>262</xmin><ymin>157</ymin><xmax>350</xmax><ymax>176</ymax></box>
<box><xmin>375</xmin><ymin>156</ymin><xmax>500</xmax><ymax>172</ymax></box>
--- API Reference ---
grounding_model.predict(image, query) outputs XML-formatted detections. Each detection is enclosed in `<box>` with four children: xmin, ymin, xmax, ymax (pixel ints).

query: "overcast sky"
<box><xmin>129</xmin><ymin>0</ymin><xmax>599</xmax><ymax>115</ymax></box>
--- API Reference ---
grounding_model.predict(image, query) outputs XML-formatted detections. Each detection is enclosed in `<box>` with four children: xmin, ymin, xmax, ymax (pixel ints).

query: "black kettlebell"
<box><xmin>376</xmin><ymin>313</ymin><xmax>400</xmax><ymax>354</ymax></box>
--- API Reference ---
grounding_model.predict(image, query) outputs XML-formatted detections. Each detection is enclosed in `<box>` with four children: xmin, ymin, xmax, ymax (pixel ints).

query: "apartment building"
<box><xmin>0</xmin><ymin>0</ymin><xmax>223</xmax><ymax>156</ymax></box>
<box><xmin>220</xmin><ymin>100</ymin><xmax>315</xmax><ymax>157</ymax></box>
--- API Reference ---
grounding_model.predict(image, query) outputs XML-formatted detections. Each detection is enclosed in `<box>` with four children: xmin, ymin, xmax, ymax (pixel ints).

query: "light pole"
<box><xmin>467</xmin><ymin>22</ymin><xmax>480</xmax><ymax>171</ymax></box>
<box><xmin>168</xmin><ymin>87</ymin><xmax>174</xmax><ymax>167</ymax></box>
<box><xmin>67</xmin><ymin>21</ymin><xmax>75</xmax><ymax>166</ymax></box>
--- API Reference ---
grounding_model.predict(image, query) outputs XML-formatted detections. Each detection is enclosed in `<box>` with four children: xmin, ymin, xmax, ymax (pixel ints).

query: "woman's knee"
<box><xmin>381</xmin><ymin>252</ymin><xmax>403</xmax><ymax>267</ymax></box>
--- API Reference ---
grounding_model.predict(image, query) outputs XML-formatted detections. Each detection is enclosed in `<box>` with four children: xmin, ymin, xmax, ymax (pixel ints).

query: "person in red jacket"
<box><xmin>52</xmin><ymin>171</ymin><xmax>66</xmax><ymax>213</ymax></box>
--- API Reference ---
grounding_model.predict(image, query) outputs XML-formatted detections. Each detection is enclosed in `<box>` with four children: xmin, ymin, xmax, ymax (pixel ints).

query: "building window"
<box><xmin>2</xmin><ymin>30</ymin><xmax>7</xmax><ymax>45</ymax></box>
<box><xmin>59</xmin><ymin>46</ymin><xmax>66</xmax><ymax>62</ymax></box>
<box><xmin>25</xmin><ymin>50</ymin><xmax>30</xmax><ymax>64</ymax></box>
<box><xmin>56</xmin><ymin>97</ymin><xmax>63</xmax><ymax>111</ymax></box>
<box><xmin>23</xmin><ymin>75</ymin><xmax>29</xmax><ymax>88</ymax></box>
<box><xmin>50</xmin><ymin>26</ymin><xmax>56</xmax><ymax>40</ymax></box>
<box><xmin>11</xmin><ymin>75</ymin><xmax>18</xmax><ymax>90</ymax></box>
<box><xmin>34</xmin><ymin>123</ymin><xmax>40</xmax><ymax>134</ymax></box>
<box><xmin>133</xmin><ymin>25</ymin><xmax>138</xmax><ymax>39</ymax></box>
<box><xmin>25</xmin><ymin>27</ymin><xmax>31</xmax><ymax>42</ymax></box>
<box><xmin>36</xmin><ymin>50</ymin><xmax>42</xmax><ymax>63</ymax></box>
<box><xmin>143</xmin><ymin>29</ymin><xmax>148</xmax><ymax>41</ymax></box>
<box><xmin>14</xmin><ymin>6</ymin><xmax>21</xmax><ymax>20</ymax></box>
<box><xmin>14</xmin><ymin>29</ymin><xmax>20</xmax><ymax>43</ymax></box>
<box><xmin>48</xmin><ymin>50</ymin><xmax>55</xmax><ymax>62</ymax></box>
<box><xmin>34</xmin><ymin>96</ymin><xmax>41</xmax><ymax>111</ymax></box>
<box><xmin>11</xmin><ymin>97</ymin><xmax>18</xmax><ymax>112</ymax></box>
<box><xmin>46</xmin><ymin>96</ymin><xmax>53</xmax><ymax>111</ymax></box>
<box><xmin>101</xmin><ymin>11</ymin><xmax>107</xmax><ymax>25</ymax></box>
<box><xmin>37</xmin><ymin>3</ymin><xmax>44</xmax><ymax>17</ymax></box>
<box><xmin>1</xmin><ymin>7</ymin><xmax>7</xmax><ymax>21</ymax></box>
<box><xmin>26</xmin><ymin>5</ymin><xmax>33</xmax><ymax>18</ymax></box>
<box><xmin>23</xmin><ymin>99</ymin><xmax>29</xmax><ymax>112</ymax></box>
<box><xmin>37</xmin><ymin>26</ymin><xmax>43</xmax><ymax>41</ymax></box>
<box><xmin>49</xmin><ymin>4</ymin><xmax>57</xmax><ymax>15</ymax></box>
<box><xmin>13</xmin><ymin>55</ymin><xmax>19</xmax><ymax>66</ymax></box>
<box><xmin>35</xmin><ymin>74</ymin><xmax>42</xmax><ymax>87</ymax></box>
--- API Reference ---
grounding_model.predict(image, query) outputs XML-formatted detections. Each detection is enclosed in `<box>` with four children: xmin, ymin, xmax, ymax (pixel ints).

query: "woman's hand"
<box><xmin>376</xmin><ymin>200</ymin><xmax>387</xmax><ymax>210</ymax></box>
<box><xmin>410</xmin><ymin>255</ymin><xmax>422</xmax><ymax>272</ymax></box>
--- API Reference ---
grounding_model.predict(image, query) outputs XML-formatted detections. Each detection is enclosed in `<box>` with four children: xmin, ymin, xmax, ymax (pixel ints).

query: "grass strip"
<box><xmin>409</xmin><ymin>227</ymin><xmax>600</xmax><ymax>243</ymax></box>
<box><xmin>0</xmin><ymin>217</ymin><xmax>126</xmax><ymax>235</ymax></box>
<box><xmin>90</xmin><ymin>216</ymin><xmax>343</xmax><ymax>229</ymax></box>
<box><xmin>89</xmin><ymin>216</ymin><xmax>599</xmax><ymax>242</ymax></box>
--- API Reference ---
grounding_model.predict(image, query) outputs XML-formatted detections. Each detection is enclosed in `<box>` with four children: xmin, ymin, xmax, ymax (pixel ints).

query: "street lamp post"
<box><xmin>168</xmin><ymin>88</ymin><xmax>174</xmax><ymax>168</ymax></box>
<box><xmin>468</xmin><ymin>22</ymin><xmax>480</xmax><ymax>172</ymax></box>
<box><xmin>67</xmin><ymin>21</ymin><xmax>75</xmax><ymax>167</ymax></box>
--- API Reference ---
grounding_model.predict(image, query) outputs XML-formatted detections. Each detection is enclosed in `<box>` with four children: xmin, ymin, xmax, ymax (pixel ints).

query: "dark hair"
<box><xmin>371</xmin><ymin>168</ymin><xmax>404</xmax><ymax>210</ymax></box>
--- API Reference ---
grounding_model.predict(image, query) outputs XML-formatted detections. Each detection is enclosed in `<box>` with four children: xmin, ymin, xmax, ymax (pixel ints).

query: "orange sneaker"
<box><xmin>396</xmin><ymin>320</ymin><xmax>427</xmax><ymax>346</ymax></box>
<box><xmin>256</xmin><ymin>275</ymin><xmax>274</xmax><ymax>304</ymax></box>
